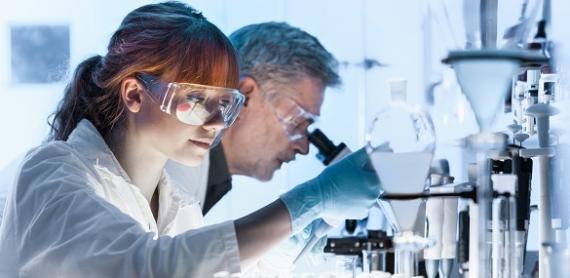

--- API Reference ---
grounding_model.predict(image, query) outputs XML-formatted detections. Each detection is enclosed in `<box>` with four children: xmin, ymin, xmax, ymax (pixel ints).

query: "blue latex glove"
<box><xmin>280</xmin><ymin>147</ymin><xmax>380</xmax><ymax>234</ymax></box>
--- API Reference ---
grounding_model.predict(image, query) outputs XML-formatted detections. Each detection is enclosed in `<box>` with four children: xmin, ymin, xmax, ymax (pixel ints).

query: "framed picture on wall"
<box><xmin>10</xmin><ymin>25</ymin><xmax>69</xmax><ymax>84</ymax></box>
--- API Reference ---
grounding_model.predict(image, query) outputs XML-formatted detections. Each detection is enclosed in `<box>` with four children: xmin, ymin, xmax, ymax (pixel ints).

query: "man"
<box><xmin>180</xmin><ymin>22</ymin><xmax>341</xmax><ymax>215</ymax></box>
<box><xmin>167</xmin><ymin>22</ymin><xmax>340</xmax><ymax>217</ymax></box>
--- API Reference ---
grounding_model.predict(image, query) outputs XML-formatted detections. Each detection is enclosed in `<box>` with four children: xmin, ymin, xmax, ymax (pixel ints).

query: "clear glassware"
<box><xmin>366</xmin><ymin>102</ymin><xmax>436</xmax><ymax>277</ymax></box>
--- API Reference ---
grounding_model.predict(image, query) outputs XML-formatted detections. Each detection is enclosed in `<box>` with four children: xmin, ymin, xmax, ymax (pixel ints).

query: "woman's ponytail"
<box><xmin>48</xmin><ymin>55</ymin><xmax>105</xmax><ymax>140</ymax></box>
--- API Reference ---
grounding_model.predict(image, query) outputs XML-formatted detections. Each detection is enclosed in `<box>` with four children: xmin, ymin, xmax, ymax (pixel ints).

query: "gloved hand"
<box><xmin>255</xmin><ymin>219</ymin><xmax>328</xmax><ymax>275</ymax></box>
<box><xmin>289</xmin><ymin>219</ymin><xmax>328</xmax><ymax>259</ymax></box>
<box><xmin>280</xmin><ymin>147</ymin><xmax>381</xmax><ymax>234</ymax></box>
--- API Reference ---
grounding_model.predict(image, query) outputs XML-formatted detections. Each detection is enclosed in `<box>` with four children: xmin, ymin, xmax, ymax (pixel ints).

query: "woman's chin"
<box><xmin>175</xmin><ymin>153</ymin><xmax>206</xmax><ymax>167</ymax></box>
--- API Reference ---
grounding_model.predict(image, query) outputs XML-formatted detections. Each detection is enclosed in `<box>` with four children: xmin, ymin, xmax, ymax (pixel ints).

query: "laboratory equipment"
<box><xmin>366</xmin><ymin>97</ymin><xmax>436</xmax><ymax>277</ymax></box>
<box><xmin>522</xmin><ymin>68</ymin><xmax>541</xmax><ymax>137</ymax></box>
<box><xmin>443</xmin><ymin>48</ymin><xmax>544</xmax><ymax>278</ymax></box>
<box><xmin>136</xmin><ymin>73</ymin><xmax>245</xmax><ymax>128</ymax></box>
<box><xmin>136</xmin><ymin>73</ymin><xmax>245</xmax><ymax>146</ymax></box>
<box><xmin>299</xmin><ymin>1</ymin><xmax>568</xmax><ymax>276</ymax></box>
<box><xmin>520</xmin><ymin>102</ymin><xmax>558</xmax><ymax>278</ymax></box>
<box><xmin>538</xmin><ymin>73</ymin><xmax>559</xmax><ymax>104</ymax></box>
<box><xmin>491</xmin><ymin>145</ymin><xmax>533</xmax><ymax>277</ymax></box>
<box><xmin>309</xmin><ymin>128</ymin><xmax>352</xmax><ymax>166</ymax></box>
<box><xmin>424</xmin><ymin>159</ymin><xmax>459</xmax><ymax>278</ymax></box>
<box><xmin>324</xmin><ymin>231</ymin><xmax>393</xmax><ymax>276</ymax></box>
<box><xmin>490</xmin><ymin>174</ymin><xmax>517</xmax><ymax>278</ymax></box>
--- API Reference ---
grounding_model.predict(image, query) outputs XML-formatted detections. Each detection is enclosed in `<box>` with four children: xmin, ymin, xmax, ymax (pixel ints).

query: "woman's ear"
<box><xmin>120</xmin><ymin>77</ymin><xmax>144</xmax><ymax>113</ymax></box>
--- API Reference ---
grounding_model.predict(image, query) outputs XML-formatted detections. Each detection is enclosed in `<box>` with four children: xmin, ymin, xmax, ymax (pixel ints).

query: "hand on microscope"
<box><xmin>280</xmin><ymin>147</ymin><xmax>381</xmax><ymax>234</ymax></box>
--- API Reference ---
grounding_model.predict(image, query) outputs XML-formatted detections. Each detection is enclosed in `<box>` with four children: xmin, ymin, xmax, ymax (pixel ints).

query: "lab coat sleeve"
<box><xmin>5</xmin><ymin>143</ymin><xmax>241</xmax><ymax>277</ymax></box>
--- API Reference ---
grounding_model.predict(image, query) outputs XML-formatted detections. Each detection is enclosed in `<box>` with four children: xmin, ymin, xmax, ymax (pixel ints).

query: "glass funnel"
<box><xmin>366</xmin><ymin>102</ymin><xmax>436</xmax><ymax>277</ymax></box>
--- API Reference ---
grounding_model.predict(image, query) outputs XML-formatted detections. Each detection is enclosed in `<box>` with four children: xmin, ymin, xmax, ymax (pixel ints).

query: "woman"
<box><xmin>0</xmin><ymin>2</ymin><xmax>380</xmax><ymax>277</ymax></box>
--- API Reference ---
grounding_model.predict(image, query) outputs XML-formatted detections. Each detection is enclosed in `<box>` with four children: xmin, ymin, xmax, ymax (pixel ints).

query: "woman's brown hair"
<box><xmin>49</xmin><ymin>1</ymin><xmax>239</xmax><ymax>140</ymax></box>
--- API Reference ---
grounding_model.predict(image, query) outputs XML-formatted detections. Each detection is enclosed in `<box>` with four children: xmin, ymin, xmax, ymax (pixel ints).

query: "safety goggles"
<box><xmin>266</xmin><ymin>96</ymin><xmax>319</xmax><ymax>141</ymax></box>
<box><xmin>136</xmin><ymin>73</ymin><xmax>245</xmax><ymax>128</ymax></box>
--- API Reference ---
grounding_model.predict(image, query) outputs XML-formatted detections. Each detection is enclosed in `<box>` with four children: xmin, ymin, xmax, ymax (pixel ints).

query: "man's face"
<box><xmin>223</xmin><ymin>76</ymin><xmax>325</xmax><ymax>181</ymax></box>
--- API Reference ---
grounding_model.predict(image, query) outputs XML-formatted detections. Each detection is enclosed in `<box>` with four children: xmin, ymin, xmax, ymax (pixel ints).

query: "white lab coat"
<box><xmin>0</xmin><ymin>120</ymin><xmax>241</xmax><ymax>277</ymax></box>
<box><xmin>0</xmin><ymin>153</ymin><xmax>26</xmax><ymax>224</ymax></box>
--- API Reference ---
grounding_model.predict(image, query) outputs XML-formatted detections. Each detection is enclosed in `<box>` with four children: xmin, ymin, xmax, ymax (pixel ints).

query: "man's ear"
<box><xmin>120</xmin><ymin>77</ymin><xmax>144</xmax><ymax>113</ymax></box>
<box><xmin>238</xmin><ymin>76</ymin><xmax>259</xmax><ymax>107</ymax></box>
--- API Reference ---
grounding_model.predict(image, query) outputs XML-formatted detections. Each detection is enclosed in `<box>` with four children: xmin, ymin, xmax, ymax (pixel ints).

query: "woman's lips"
<box><xmin>189</xmin><ymin>139</ymin><xmax>211</xmax><ymax>150</ymax></box>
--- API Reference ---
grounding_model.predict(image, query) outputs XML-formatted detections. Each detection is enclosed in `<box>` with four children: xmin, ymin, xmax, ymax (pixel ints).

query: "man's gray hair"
<box><xmin>229</xmin><ymin>22</ymin><xmax>340</xmax><ymax>90</ymax></box>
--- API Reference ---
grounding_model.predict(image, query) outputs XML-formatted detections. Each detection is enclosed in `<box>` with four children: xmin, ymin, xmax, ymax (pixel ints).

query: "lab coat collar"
<box><xmin>66</xmin><ymin>119</ymin><xmax>202</xmax><ymax>234</ymax></box>
<box><xmin>67</xmin><ymin>119</ymin><xmax>132</xmax><ymax>184</ymax></box>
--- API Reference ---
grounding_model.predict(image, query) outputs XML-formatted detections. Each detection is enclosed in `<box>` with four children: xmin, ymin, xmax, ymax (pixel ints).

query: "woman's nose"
<box><xmin>203</xmin><ymin>111</ymin><xmax>225</xmax><ymax>132</ymax></box>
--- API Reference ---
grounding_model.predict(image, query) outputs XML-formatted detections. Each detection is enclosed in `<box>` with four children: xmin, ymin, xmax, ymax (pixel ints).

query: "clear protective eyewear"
<box><xmin>136</xmin><ymin>73</ymin><xmax>245</xmax><ymax>128</ymax></box>
<box><xmin>267</xmin><ymin>96</ymin><xmax>319</xmax><ymax>141</ymax></box>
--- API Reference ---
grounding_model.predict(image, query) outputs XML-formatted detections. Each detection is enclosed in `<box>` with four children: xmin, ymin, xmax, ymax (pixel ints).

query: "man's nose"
<box><xmin>292</xmin><ymin>135</ymin><xmax>310</xmax><ymax>155</ymax></box>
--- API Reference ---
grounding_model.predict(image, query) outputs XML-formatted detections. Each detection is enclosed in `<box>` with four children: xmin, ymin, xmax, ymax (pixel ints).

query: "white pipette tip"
<box><xmin>292</xmin><ymin>218</ymin><xmax>339</xmax><ymax>264</ymax></box>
